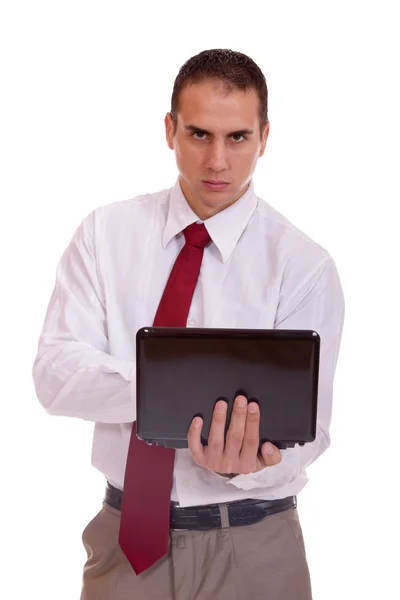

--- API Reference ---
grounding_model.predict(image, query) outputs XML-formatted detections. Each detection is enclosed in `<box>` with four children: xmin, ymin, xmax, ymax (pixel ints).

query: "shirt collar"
<box><xmin>162</xmin><ymin>176</ymin><xmax>258</xmax><ymax>263</ymax></box>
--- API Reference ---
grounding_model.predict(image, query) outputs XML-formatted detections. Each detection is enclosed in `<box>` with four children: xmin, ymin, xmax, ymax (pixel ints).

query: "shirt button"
<box><xmin>187</xmin><ymin>319</ymin><xmax>195</xmax><ymax>327</ymax></box>
<box><xmin>183</xmin><ymin>479</ymin><xmax>190</xmax><ymax>488</ymax></box>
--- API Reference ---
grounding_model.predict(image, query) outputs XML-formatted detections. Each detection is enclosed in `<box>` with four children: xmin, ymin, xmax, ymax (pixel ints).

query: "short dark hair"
<box><xmin>170</xmin><ymin>49</ymin><xmax>268</xmax><ymax>140</ymax></box>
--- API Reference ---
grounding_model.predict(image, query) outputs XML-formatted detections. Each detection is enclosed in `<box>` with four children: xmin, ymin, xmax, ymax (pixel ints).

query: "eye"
<box><xmin>192</xmin><ymin>131</ymin><xmax>207</xmax><ymax>140</ymax></box>
<box><xmin>231</xmin><ymin>134</ymin><xmax>245</xmax><ymax>142</ymax></box>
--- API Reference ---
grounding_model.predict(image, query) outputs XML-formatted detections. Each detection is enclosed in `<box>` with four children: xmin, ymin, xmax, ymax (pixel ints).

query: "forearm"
<box><xmin>223</xmin><ymin>255</ymin><xmax>345</xmax><ymax>491</ymax></box>
<box><xmin>32</xmin><ymin>211</ymin><xmax>136</xmax><ymax>424</ymax></box>
<box><xmin>32</xmin><ymin>340</ymin><xmax>136</xmax><ymax>423</ymax></box>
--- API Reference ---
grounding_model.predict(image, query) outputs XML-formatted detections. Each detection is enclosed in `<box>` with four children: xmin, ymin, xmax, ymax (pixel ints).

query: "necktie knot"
<box><xmin>183</xmin><ymin>223</ymin><xmax>211</xmax><ymax>249</ymax></box>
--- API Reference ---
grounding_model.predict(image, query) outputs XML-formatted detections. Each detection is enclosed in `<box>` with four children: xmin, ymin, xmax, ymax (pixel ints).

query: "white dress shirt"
<box><xmin>32</xmin><ymin>177</ymin><xmax>345</xmax><ymax>507</ymax></box>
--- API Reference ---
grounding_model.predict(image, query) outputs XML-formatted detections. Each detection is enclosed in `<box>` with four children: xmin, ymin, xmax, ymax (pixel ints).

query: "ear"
<box><xmin>259</xmin><ymin>121</ymin><xmax>270</xmax><ymax>157</ymax></box>
<box><xmin>165</xmin><ymin>112</ymin><xmax>175</xmax><ymax>150</ymax></box>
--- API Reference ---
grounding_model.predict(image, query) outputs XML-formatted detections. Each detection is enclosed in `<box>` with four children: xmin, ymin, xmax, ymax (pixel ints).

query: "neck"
<box><xmin>179</xmin><ymin>178</ymin><xmax>250</xmax><ymax>221</ymax></box>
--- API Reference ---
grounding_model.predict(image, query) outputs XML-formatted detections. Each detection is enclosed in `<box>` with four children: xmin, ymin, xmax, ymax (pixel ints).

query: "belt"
<box><xmin>104</xmin><ymin>482</ymin><xmax>297</xmax><ymax>530</ymax></box>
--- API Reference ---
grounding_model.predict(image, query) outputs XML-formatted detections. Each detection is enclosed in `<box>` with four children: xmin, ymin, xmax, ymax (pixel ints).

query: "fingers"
<box><xmin>223</xmin><ymin>395</ymin><xmax>249</xmax><ymax>471</ymax></box>
<box><xmin>206</xmin><ymin>400</ymin><xmax>228</xmax><ymax>470</ymax></box>
<box><xmin>238</xmin><ymin>401</ymin><xmax>261</xmax><ymax>473</ymax></box>
<box><xmin>260</xmin><ymin>441</ymin><xmax>283</xmax><ymax>467</ymax></box>
<box><xmin>188</xmin><ymin>397</ymin><xmax>280</xmax><ymax>475</ymax></box>
<box><xmin>187</xmin><ymin>416</ymin><xmax>205</xmax><ymax>467</ymax></box>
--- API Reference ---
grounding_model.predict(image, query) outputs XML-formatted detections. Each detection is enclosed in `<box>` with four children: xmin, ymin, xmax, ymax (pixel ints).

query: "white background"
<box><xmin>1</xmin><ymin>0</ymin><xmax>399</xmax><ymax>598</ymax></box>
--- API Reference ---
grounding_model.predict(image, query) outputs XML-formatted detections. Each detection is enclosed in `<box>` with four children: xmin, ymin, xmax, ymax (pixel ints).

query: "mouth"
<box><xmin>203</xmin><ymin>180</ymin><xmax>229</xmax><ymax>191</ymax></box>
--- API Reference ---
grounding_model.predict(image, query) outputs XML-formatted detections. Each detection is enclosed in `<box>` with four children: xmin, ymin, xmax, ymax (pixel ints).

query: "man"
<box><xmin>32</xmin><ymin>48</ymin><xmax>345</xmax><ymax>599</ymax></box>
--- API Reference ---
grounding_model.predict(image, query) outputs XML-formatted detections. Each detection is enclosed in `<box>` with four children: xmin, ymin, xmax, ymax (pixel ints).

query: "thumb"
<box><xmin>260</xmin><ymin>442</ymin><xmax>282</xmax><ymax>467</ymax></box>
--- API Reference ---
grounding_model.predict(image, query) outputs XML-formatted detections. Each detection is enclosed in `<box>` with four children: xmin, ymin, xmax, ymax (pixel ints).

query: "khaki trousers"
<box><xmin>80</xmin><ymin>501</ymin><xmax>312</xmax><ymax>600</ymax></box>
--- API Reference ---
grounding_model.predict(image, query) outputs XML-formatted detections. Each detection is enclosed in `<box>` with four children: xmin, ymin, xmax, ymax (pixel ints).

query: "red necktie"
<box><xmin>119</xmin><ymin>222</ymin><xmax>211</xmax><ymax>575</ymax></box>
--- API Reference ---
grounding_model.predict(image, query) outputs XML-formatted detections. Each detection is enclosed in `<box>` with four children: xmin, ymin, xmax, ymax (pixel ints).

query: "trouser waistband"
<box><xmin>104</xmin><ymin>481</ymin><xmax>297</xmax><ymax>530</ymax></box>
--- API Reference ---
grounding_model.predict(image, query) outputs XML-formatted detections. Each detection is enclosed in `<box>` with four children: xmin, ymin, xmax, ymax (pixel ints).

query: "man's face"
<box><xmin>165</xmin><ymin>79</ymin><xmax>269</xmax><ymax>220</ymax></box>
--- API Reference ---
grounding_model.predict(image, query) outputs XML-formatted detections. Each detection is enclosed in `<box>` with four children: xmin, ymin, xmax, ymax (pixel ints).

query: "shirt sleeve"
<box><xmin>32</xmin><ymin>210</ymin><xmax>136</xmax><ymax>424</ymax></box>
<box><xmin>227</xmin><ymin>254</ymin><xmax>345</xmax><ymax>492</ymax></box>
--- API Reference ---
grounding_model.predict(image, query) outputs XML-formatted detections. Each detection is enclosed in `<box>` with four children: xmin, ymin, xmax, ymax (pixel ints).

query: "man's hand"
<box><xmin>187</xmin><ymin>395</ymin><xmax>282</xmax><ymax>476</ymax></box>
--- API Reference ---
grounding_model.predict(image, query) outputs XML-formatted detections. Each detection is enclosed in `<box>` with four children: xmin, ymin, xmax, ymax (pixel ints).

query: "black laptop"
<box><xmin>136</xmin><ymin>327</ymin><xmax>320</xmax><ymax>450</ymax></box>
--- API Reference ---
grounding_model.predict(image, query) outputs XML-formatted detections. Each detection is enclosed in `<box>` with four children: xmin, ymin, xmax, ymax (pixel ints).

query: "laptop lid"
<box><xmin>136</xmin><ymin>327</ymin><xmax>320</xmax><ymax>450</ymax></box>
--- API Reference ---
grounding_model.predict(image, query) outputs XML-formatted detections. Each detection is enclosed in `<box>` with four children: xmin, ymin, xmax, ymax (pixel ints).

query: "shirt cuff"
<box><xmin>225</xmin><ymin>450</ymin><xmax>300</xmax><ymax>491</ymax></box>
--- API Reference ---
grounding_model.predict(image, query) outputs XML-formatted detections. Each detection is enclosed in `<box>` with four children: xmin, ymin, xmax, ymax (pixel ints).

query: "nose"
<box><xmin>205</xmin><ymin>139</ymin><xmax>229</xmax><ymax>172</ymax></box>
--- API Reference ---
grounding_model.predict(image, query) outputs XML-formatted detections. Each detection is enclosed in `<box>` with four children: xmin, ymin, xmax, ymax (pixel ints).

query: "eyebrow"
<box><xmin>184</xmin><ymin>124</ymin><xmax>254</xmax><ymax>136</ymax></box>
